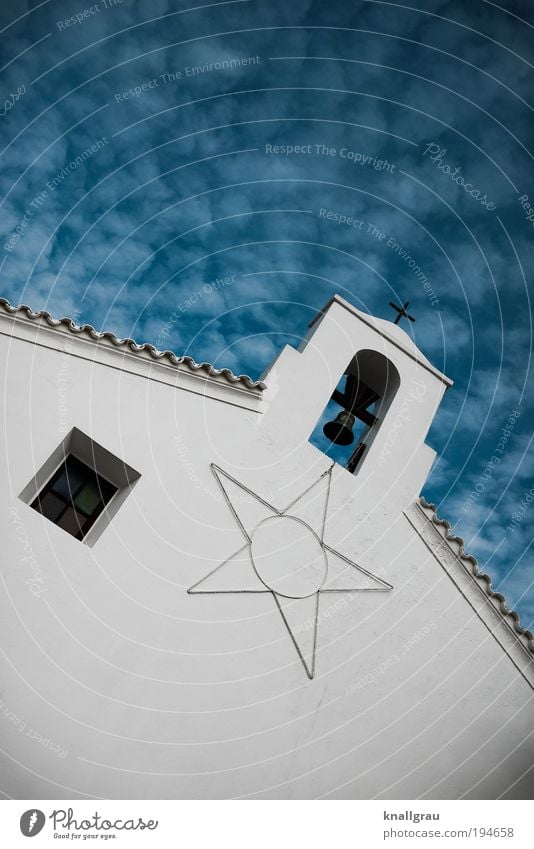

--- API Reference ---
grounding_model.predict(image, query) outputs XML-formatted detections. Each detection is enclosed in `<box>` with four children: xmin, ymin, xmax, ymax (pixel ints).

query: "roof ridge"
<box><xmin>0</xmin><ymin>297</ymin><xmax>265</xmax><ymax>392</ymax></box>
<box><xmin>419</xmin><ymin>496</ymin><xmax>534</xmax><ymax>655</ymax></box>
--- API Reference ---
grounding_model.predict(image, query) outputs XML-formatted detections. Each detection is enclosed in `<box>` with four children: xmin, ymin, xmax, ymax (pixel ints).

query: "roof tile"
<box><xmin>0</xmin><ymin>297</ymin><xmax>265</xmax><ymax>392</ymax></box>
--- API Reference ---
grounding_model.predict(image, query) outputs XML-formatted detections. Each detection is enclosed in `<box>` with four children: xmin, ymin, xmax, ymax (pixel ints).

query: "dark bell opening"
<box><xmin>312</xmin><ymin>350</ymin><xmax>400</xmax><ymax>476</ymax></box>
<box><xmin>323</xmin><ymin>375</ymin><xmax>379</xmax><ymax>448</ymax></box>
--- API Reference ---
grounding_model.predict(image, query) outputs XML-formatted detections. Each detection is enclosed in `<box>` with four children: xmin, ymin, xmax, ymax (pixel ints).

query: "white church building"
<box><xmin>0</xmin><ymin>292</ymin><xmax>532</xmax><ymax>800</ymax></box>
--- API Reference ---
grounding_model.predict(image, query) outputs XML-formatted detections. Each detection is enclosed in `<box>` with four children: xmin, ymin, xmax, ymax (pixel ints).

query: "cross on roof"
<box><xmin>389</xmin><ymin>300</ymin><xmax>416</xmax><ymax>325</ymax></box>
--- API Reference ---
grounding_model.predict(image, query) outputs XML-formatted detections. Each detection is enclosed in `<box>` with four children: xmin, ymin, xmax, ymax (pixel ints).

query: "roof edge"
<box><xmin>0</xmin><ymin>297</ymin><xmax>266</xmax><ymax>393</ymax></box>
<box><xmin>419</xmin><ymin>496</ymin><xmax>534</xmax><ymax>655</ymax></box>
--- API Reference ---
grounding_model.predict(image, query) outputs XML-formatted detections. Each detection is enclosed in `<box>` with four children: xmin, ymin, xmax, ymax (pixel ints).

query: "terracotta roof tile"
<box><xmin>419</xmin><ymin>496</ymin><xmax>534</xmax><ymax>655</ymax></box>
<box><xmin>0</xmin><ymin>297</ymin><xmax>265</xmax><ymax>392</ymax></box>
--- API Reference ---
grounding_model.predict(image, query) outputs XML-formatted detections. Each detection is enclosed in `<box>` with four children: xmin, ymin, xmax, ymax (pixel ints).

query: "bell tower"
<box><xmin>260</xmin><ymin>294</ymin><xmax>453</xmax><ymax>514</ymax></box>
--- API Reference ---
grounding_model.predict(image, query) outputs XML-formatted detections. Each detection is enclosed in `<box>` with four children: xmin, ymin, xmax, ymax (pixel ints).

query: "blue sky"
<box><xmin>1</xmin><ymin>0</ymin><xmax>532</xmax><ymax>628</ymax></box>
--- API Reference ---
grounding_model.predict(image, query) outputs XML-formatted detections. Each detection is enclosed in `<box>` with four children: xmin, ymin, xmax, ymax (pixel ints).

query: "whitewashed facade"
<box><xmin>0</xmin><ymin>293</ymin><xmax>532</xmax><ymax>800</ymax></box>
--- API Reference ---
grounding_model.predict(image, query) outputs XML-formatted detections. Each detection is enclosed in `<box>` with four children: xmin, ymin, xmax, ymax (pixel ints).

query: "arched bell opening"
<box><xmin>310</xmin><ymin>350</ymin><xmax>400</xmax><ymax>473</ymax></box>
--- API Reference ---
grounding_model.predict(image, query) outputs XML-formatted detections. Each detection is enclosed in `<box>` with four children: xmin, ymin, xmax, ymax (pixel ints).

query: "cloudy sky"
<box><xmin>0</xmin><ymin>0</ymin><xmax>532</xmax><ymax>627</ymax></box>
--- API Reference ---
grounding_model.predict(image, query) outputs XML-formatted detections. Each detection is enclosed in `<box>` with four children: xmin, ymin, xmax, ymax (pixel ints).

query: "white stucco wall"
<box><xmin>0</xmin><ymin>297</ymin><xmax>532</xmax><ymax>800</ymax></box>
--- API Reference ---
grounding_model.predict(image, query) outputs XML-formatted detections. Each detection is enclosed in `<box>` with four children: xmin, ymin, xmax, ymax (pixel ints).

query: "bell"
<box><xmin>323</xmin><ymin>410</ymin><xmax>355</xmax><ymax>446</ymax></box>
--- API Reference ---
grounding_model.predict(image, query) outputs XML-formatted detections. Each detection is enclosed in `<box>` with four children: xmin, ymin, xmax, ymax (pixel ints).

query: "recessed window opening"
<box><xmin>31</xmin><ymin>455</ymin><xmax>117</xmax><ymax>541</ymax></box>
<box><xmin>310</xmin><ymin>350</ymin><xmax>400</xmax><ymax>473</ymax></box>
<box><xmin>20</xmin><ymin>427</ymin><xmax>141</xmax><ymax>546</ymax></box>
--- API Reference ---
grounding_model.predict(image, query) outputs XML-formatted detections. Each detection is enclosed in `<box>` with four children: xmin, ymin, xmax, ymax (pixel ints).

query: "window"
<box><xmin>31</xmin><ymin>455</ymin><xmax>117</xmax><ymax>541</ymax></box>
<box><xmin>20</xmin><ymin>427</ymin><xmax>141</xmax><ymax>546</ymax></box>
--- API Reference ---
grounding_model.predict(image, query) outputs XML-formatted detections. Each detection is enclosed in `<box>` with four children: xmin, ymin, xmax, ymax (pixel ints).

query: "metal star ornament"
<box><xmin>188</xmin><ymin>464</ymin><xmax>393</xmax><ymax>678</ymax></box>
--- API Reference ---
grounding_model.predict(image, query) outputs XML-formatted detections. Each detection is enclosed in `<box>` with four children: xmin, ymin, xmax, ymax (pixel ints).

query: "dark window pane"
<box><xmin>51</xmin><ymin>457</ymin><xmax>89</xmax><ymax>500</ymax></box>
<box><xmin>33</xmin><ymin>491</ymin><xmax>65</xmax><ymax>521</ymax></box>
<box><xmin>74</xmin><ymin>479</ymin><xmax>103</xmax><ymax>515</ymax></box>
<box><xmin>57</xmin><ymin>507</ymin><xmax>87</xmax><ymax>538</ymax></box>
<box><xmin>32</xmin><ymin>453</ymin><xmax>119</xmax><ymax>541</ymax></box>
<box><xmin>98</xmin><ymin>476</ymin><xmax>117</xmax><ymax>505</ymax></box>
<box><xmin>49</xmin><ymin>469</ymin><xmax>70</xmax><ymax>499</ymax></box>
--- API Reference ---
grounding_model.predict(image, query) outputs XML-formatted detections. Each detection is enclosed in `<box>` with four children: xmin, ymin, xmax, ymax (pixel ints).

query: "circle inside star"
<box><xmin>250</xmin><ymin>515</ymin><xmax>328</xmax><ymax>598</ymax></box>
